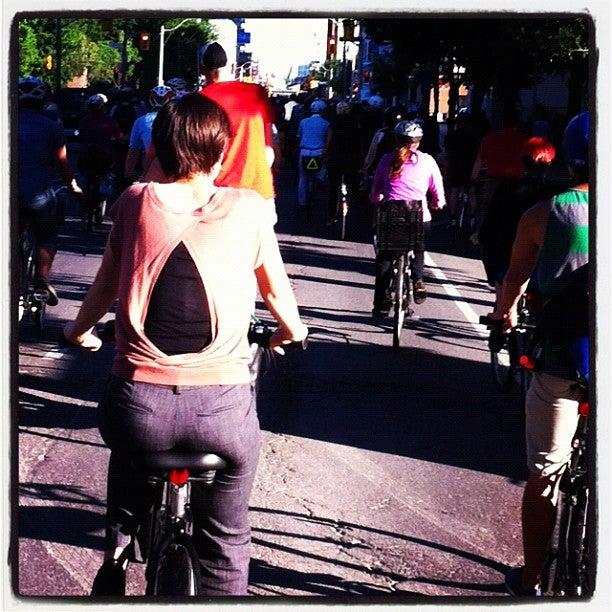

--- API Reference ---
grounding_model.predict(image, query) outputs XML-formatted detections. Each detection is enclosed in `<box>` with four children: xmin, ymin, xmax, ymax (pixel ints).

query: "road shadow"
<box><xmin>257</xmin><ymin>339</ymin><xmax>527</xmax><ymax>482</ymax></box>
<box><xmin>18</xmin><ymin>505</ymin><xmax>105</xmax><ymax>551</ymax></box>
<box><xmin>18</xmin><ymin>341</ymin><xmax>113</xmax><ymax>430</ymax></box>
<box><xmin>249</xmin><ymin>558</ymin><xmax>403</xmax><ymax>597</ymax></box>
<box><xmin>249</xmin><ymin>506</ymin><xmax>509</xmax><ymax>598</ymax></box>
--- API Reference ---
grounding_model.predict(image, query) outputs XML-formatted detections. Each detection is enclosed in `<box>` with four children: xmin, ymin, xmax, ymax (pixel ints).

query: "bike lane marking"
<box><xmin>424</xmin><ymin>253</ymin><xmax>488</xmax><ymax>339</ymax></box>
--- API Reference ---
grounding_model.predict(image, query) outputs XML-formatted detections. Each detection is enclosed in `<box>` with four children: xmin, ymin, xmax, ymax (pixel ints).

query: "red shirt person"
<box><xmin>143</xmin><ymin>42</ymin><xmax>277</xmax><ymax>222</ymax></box>
<box><xmin>470</xmin><ymin>107</ymin><xmax>530</xmax><ymax>208</ymax></box>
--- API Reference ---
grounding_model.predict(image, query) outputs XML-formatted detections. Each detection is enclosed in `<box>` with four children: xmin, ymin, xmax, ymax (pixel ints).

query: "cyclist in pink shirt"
<box><xmin>370</xmin><ymin>120</ymin><xmax>445</xmax><ymax>314</ymax></box>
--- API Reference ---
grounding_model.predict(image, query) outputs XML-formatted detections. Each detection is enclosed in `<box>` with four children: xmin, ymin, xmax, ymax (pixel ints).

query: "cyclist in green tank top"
<box><xmin>490</xmin><ymin>112</ymin><xmax>589</xmax><ymax>597</ymax></box>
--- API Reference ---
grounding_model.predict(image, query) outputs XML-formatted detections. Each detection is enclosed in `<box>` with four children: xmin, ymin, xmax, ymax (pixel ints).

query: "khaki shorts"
<box><xmin>526</xmin><ymin>372</ymin><xmax>581</xmax><ymax>482</ymax></box>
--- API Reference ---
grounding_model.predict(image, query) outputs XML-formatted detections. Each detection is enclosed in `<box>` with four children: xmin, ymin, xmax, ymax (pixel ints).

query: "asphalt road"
<box><xmin>15</xmin><ymin>167</ymin><xmax>529</xmax><ymax>600</ymax></box>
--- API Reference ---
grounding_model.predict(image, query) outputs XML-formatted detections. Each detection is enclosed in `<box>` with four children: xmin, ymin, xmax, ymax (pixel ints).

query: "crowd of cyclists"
<box><xmin>17</xmin><ymin>37</ymin><xmax>590</xmax><ymax>599</ymax></box>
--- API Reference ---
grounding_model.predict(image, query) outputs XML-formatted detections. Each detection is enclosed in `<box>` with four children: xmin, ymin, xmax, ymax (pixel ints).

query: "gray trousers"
<box><xmin>97</xmin><ymin>375</ymin><xmax>260</xmax><ymax>596</ymax></box>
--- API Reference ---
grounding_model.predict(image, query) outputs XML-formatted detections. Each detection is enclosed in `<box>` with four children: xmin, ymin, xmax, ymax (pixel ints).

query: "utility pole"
<box><xmin>54</xmin><ymin>18</ymin><xmax>62</xmax><ymax>92</ymax></box>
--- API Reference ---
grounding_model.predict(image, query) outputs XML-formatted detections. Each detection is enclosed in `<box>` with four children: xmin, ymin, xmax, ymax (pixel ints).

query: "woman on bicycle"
<box><xmin>63</xmin><ymin>93</ymin><xmax>308</xmax><ymax>596</ymax></box>
<box><xmin>370</xmin><ymin>119</ymin><xmax>445</xmax><ymax>315</ymax></box>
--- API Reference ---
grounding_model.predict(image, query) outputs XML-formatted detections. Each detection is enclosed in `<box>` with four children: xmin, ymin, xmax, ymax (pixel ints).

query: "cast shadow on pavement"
<box><xmin>18</xmin><ymin>505</ymin><xmax>105</xmax><ymax>551</ymax></box>
<box><xmin>257</xmin><ymin>339</ymin><xmax>527</xmax><ymax>482</ymax></box>
<box><xmin>248</xmin><ymin>507</ymin><xmax>508</xmax><ymax>598</ymax></box>
<box><xmin>249</xmin><ymin>558</ymin><xmax>403</xmax><ymax>597</ymax></box>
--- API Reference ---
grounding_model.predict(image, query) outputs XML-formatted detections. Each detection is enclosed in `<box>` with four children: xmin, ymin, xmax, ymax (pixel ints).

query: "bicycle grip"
<box><xmin>58</xmin><ymin>319</ymin><xmax>115</xmax><ymax>348</ymax></box>
<box><xmin>479</xmin><ymin>315</ymin><xmax>503</xmax><ymax>329</ymax></box>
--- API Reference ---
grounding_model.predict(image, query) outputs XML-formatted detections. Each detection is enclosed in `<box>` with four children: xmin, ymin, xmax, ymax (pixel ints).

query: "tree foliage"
<box><xmin>18</xmin><ymin>16</ymin><xmax>214</xmax><ymax>89</ymax></box>
<box><xmin>362</xmin><ymin>17</ymin><xmax>589</xmax><ymax>118</ymax></box>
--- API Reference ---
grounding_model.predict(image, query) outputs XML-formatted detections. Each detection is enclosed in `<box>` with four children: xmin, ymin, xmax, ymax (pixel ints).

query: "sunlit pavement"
<box><xmin>17</xmin><ymin>165</ymin><xmax>526</xmax><ymax>598</ymax></box>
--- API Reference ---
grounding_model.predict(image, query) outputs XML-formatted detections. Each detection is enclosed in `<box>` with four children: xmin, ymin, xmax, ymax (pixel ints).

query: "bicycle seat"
<box><xmin>132</xmin><ymin>452</ymin><xmax>227</xmax><ymax>474</ymax></box>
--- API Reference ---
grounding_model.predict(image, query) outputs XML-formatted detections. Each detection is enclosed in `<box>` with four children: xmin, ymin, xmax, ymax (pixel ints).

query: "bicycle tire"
<box><xmin>340</xmin><ymin>200</ymin><xmax>347</xmax><ymax>240</ymax></box>
<box><xmin>151</xmin><ymin>538</ymin><xmax>201</xmax><ymax>596</ymax></box>
<box><xmin>567</xmin><ymin>484</ymin><xmax>590</xmax><ymax>596</ymax></box>
<box><xmin>519</xmin><ymin>367</ymin><xmax>532</xmax><ymax>406</ymax></box>
<box><xmin>95</xmin><ymin>199</ymin><xmax>107</xmax><ymax>225</ymax></box>
<box><xmin>34</xmin><ymin>300</ymin><xmax>46</xmax><ymax>335</ymax></box>
<box><xmin>393</xmin><ymin>254</ymin><xmax>405</xmax><ymax>351</ymax></box>
<box><xmin>490</xmin><ymin>339</ymin><xmax>514</xmax><ymax>392</ymax></box>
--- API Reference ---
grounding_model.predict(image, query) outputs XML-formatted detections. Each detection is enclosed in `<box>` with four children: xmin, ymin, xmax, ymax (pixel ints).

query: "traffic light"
<box><xmin>139</xmin><ymin>32</ymin><xmax>150</xmax><ymax>51</ymax></box>
<box><xmin>326</xmin><ymin>19</ymin><xmax>337</xmax><ymax>61</ymax></box>
<box><xmin>44</xmin><ymin>55</ymin><xmax>52</xmax><ymax>70</ymax></box>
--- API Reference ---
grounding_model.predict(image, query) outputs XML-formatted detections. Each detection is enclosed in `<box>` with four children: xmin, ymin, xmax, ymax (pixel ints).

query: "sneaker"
<box><xmin>372</xmin><ymin>308</ymin><xmax>389</xmax><ymax>319</ymax></box>
<box><xmin>33</xmin><ymin>277</ymin><xmax>59</xmax><ymax>307</ymax></box>
<box><xmin>504</xmin><ymin>566</ymin><xmax>541</xmax><ymax>597</ymax></box>
<box><xmin>413</xmin><ymin>280</ymin><xmax>427</xmax><ymax>305</ymax></box>
<box><xmin>91</xmin><ymin>558</ymin><xmax>126</xmax><ymax>596</ymax></box>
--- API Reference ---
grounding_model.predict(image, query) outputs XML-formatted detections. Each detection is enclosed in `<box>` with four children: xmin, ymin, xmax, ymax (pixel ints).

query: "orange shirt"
<box><xmin>201</xmin><ymin>81</ymin><xmax>275</xmax><ymax>200</ymax></box>
<box><xmin>478</xmin><ymin>128</ymin><xmax>530</xmax><ymax>178</ymax></box>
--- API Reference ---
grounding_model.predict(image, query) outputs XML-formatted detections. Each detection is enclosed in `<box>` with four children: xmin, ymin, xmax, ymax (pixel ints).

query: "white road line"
<box><xmin>425</xmin><ymin>253</ymin><xmax>488</xmax><ymax>339</ymax></box>
<box><xmin>43</xmin><ymin>348</ymin><xmax>67</xmax><ymax>360</ymax></box>
<box><xmin>19</xmin><ymin>386</ymin><xmax>98</xmax><ymax>408</ymax></box>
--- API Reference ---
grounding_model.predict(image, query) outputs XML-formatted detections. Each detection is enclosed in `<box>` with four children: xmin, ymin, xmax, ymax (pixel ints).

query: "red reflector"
<box><xmin>519</xmin><ymin>355</ymin><xmax>536</xmax><ymax>370</ymax></box>
<box><xmin>168</xmin><ymin>468</ymin><xmax>189</xmax><ymax>486</ymax></box>
<box><xmin>579</xmin><ymin>402</ymin><xmax>589</xmax><ymax>417</ymax></box>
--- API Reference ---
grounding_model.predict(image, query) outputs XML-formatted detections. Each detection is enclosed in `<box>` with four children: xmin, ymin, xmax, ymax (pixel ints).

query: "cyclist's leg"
<box><xmin>297</xmin><ymin>154</ymin><xmax>307</xmax><ymax>207</ymax></box>
<box><xmin>519</xmin><ymin>372</ymin><xmax>582</xmax><ymax>590</ymax></box>
<box><xmin>185</xmin><ymin>384</ymin><xmax>260</xmax><ymax>596</ymax></box>
<box><xmin>373</xmin><ymin>250</ymin><xmax>394</xmax><ymax>312</ymax></box>
<box><xmin>409</xmin><ymin>222</ymin><xmax>430</xmax><ymax>303</ymax></box>
<box><xmin>95</xmin><ymin>377</ymin><xmax>177</xmax><ymax>579</ymax></box>
<box><xmin>327</xmin><ymin>165</ymin><xmax>341</xmax><ymax>221</ymax></box>
<box><xmin>448</xmin><ymin>186</ymin><xmax>459</xmax><ymax>221</ymax></box>
<box><xmin>29</xmin><ymin>192</ymin><xmax>60</xmax><ymax>305</ymax></box>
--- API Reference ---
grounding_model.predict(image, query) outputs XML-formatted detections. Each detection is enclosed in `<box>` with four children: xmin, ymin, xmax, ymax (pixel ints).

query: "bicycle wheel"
<box><xmin>392</xmin><ymin>254</ymin><xmax>406</xmax><ymax>351</ymax></box>
<box><xmin>567</xmin><ymin>485</ymin><xmax>590</xmax><ymax>596</ymax></box>
<box><xmin>94</xmin><ymin>199</ymin><xmax>107</xmax><ymax>225</ymax></box>
<box><xmin>519</xmin><ymin>367</ymin><xmax>532</xmax><ymax>406</ymax></box>
<box><xmin>490</xmin><ymin>334</ymin><xmax>514</xmax><ymax>392</ymax></box>
<box><xmin>33</xmin><ymin>299</ymin><xmax>46</xmax><ymax>335</ymax></box>
<box><xmin>151</xmin><ymin>537</ymin><xmax>201</xmax><ymax>596</ymax></box>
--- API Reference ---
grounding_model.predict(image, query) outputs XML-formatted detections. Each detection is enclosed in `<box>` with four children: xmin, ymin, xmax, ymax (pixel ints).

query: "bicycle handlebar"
<box><xmin>59</xmin><ymin>319</ymin><xmax>308</xmax><ymax>351</ymax></box>
<box><xmin>248</xmin><ymin>321</ymin><xmax>308</xmax><ymax>351</ymax></box>
<box><xmin>479</xmin><ymin>315</ymin><xmax>504</xmax><ymax>330</ymax></box>
<box><xmin>58</xmin><ymin>319</ymin><xmax>115</xmax><ymax>348</ymax></box>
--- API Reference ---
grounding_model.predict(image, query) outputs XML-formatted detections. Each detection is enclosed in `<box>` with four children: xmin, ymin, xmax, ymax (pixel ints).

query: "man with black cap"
<box><xmin>198</xmin><ymin>41</ymin><xmax>277</xmax><ymax>222</ymax></box>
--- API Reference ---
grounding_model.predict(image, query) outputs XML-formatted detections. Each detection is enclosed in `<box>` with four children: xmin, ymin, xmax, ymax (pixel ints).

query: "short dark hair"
<box><xmin>199</xmin><ymin>42</ymin><xmax>228</xmax><ymax>70</ymax></box>
<box><xmin>152</xmin><ymin>93</ymin><xmax>231</xmax><ymax>179</ymax></box>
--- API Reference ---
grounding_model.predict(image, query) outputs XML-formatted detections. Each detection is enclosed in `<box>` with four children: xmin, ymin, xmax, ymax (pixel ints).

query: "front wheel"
<box><xmin>33</xmin><ymin>299</ymin><xmax>46</xmax><ymax>335</ymax></box>
<box><xmin>490</xmin><ymin>335</ymin><xmax>514</xmax><ymax>392</ymax></box>
<box><xmin>392</xmin><ymin>254</ymin><xmax>406</xmax><ymax>351</ymax></box>
<box><xmin>151</xmin><ymin>539</ymin><xmax>201</xmax><ymax>596</ymax></box>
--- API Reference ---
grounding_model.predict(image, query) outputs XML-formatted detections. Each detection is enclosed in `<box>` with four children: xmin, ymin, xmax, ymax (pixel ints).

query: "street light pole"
<box><xmin>158</xmin><ymin>18</ymin><xmax>202</xmax><ymax>86</ymax></box>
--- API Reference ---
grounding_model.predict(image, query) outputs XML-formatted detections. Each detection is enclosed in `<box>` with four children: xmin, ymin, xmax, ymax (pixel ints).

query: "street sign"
<box><xmin>237</xmin><ymin>31</ymin><xmax>251</xmax><ymax>45</ymax></box>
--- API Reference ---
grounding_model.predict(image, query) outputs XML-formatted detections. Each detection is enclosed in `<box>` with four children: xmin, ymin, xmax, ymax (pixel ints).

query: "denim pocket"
<box><xmin>114</xmin><ymin>378</ymin><xmax>156</xmax><ymax>415</ymax></box>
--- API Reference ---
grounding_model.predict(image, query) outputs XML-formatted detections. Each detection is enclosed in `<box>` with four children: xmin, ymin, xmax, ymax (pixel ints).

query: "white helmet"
<box><xmin>150</xmin><ymin>85</ymin><xmax>174</xmax><ymax>108</ymax></box>
<box><xmin>310</xmin><ymin>99</ymin><xmax>326</xmax><ymax>113</ymax></box>
<box><xmin>18</xmin><ymin>76</ymin><xmax>48</xmax><ymax>101</ymax></box>
<box><xmin>86</xmin><ymin>93</ymin><xmax>108</xmax><ymax>110</ymax></box>
<box><xmin>394</xmin><ymin>119</ymin><xmax>424</xmax><ymax>139</ymax></box>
